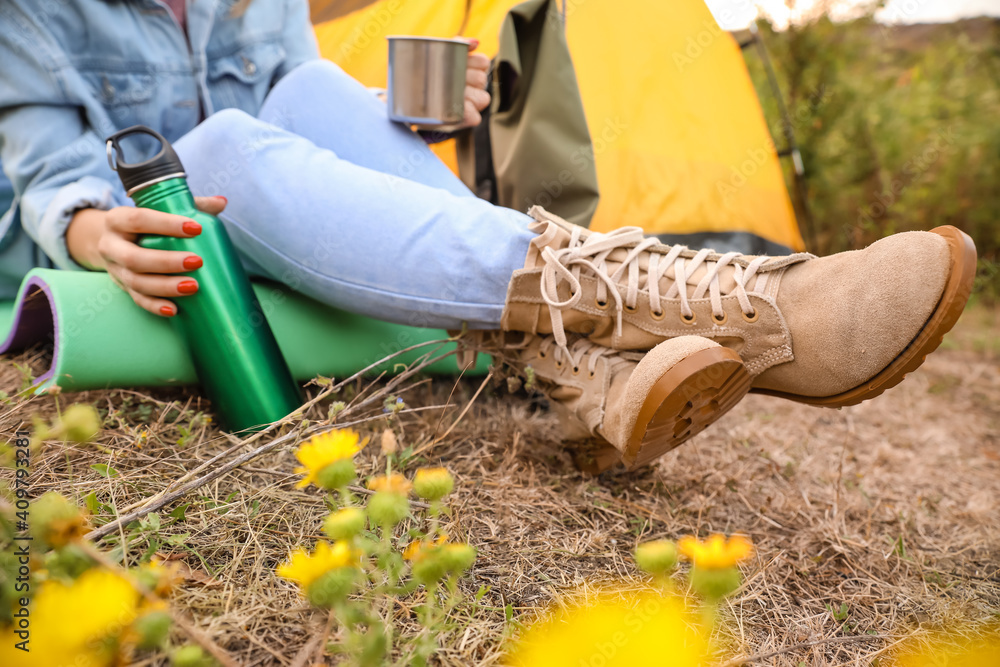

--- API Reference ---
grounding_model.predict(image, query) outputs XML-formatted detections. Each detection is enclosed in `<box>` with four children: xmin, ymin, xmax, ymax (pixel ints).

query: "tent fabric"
<box><xmin>311</xmin><ymin>0</ymin><xmax>805</xmax><ymax>253</ymax></box>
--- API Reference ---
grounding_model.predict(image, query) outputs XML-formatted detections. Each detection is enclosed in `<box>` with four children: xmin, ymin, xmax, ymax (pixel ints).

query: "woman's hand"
<box><xmin>65</xmin><ymin>196</ymin><xmax>228</xmax><ymax>317</ymax></box>
<box><xmin>460</xmin><ymin>38</ymin><xmax>491</xmax><ymax>129</ymax></box>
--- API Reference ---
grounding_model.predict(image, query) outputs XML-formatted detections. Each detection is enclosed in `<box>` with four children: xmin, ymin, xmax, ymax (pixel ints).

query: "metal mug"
<box><xmin>386</xmin><ymin>36</ymin><xmax>469</xmax><ymax>129</ymax></box>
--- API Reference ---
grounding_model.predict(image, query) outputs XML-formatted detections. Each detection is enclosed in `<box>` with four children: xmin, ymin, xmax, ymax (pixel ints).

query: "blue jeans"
<box><xmin>175</xmin><ymin>60</ymin><xmax>535</xmax><ymax>330</ymax></box>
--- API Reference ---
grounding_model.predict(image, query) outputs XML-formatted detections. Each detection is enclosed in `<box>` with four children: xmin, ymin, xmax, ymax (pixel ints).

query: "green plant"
<box><xmin>747</xmin><ymin>14</ymin><xmax>1000</xmax><ymax>301</ymax></box>
<box><xmin>277</xmin><ymin>428</ymin><xmax>477</xmax><ymax>666</ymax></box>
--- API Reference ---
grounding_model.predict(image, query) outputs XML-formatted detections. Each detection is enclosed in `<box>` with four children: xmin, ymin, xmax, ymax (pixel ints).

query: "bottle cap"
<box><xmin>106</xmin><ymin>126</ymin><xmax>186</xmax><ymax>196</ymax></box>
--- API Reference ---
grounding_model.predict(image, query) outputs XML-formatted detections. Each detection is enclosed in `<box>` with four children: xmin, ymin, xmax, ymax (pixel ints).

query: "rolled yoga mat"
<box><xmin>0</xmin><ymin>268</ymin><xmax>487</xmax><ymax>394</ymax></box>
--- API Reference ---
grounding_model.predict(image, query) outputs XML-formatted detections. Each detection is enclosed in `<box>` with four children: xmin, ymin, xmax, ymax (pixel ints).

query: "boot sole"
<box><xmin>621</xmin><ymin>346</ymin><xmax>752</xmax><ymax>469</ymax></box>
<box><xmin>752</xmin><ymin>225</ymin><xmax>978</xmax><ymax>408</ymax></box>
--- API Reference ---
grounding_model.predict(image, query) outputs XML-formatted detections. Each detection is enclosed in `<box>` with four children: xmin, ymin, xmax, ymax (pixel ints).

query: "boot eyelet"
<box><xmin>554</xmin><ymin>360</ymin><xmax>564</xmax><ymax>370</ymax></box>
<box><xmin>712</xmin><ymin>312</ymin><xmax>728</xmax><ymax>326</ymax></box>
<box><xmin>623</xmin><ymin>304</ymin><xmax>639</xmax><ymax>314</ymax></box>
<box><xmin>594</xmin><ymin>298</ymin><xmax>610</xmax><ymax>310</ymax></box>
<box><xmin>650</xmin><ymin>309</ymin><xmax>666</xmax><ymax>321</ymax></box>
<box><xmin>741</xmin><ymin>309</ymin><xmax>759</xmax><ymax>323</ymax></box>
<box><xmin>681</xmin><ymin>312</ymin><xmax>697</xmax><ymax>325</ymax></box>
<box><xmin>588</xmin><ymin>371</ymin><xmax>596</xmax><ymax>379</ymax></box>
<box><xmin>538</xmin><ymin>350</ymin><xmax>547</xmax><ymax>359</ymax></box>
<box><xmin>572</xmin><ymin>366</ymin><xmax>580</xmax><ymax>375</ymax></box>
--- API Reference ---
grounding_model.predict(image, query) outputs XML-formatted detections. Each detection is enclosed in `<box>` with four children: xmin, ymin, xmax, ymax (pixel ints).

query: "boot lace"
<box><xmin>537</xmin><ymin>225</ymin><xmax>769</xmax><ymax>348</ymax></box>
<box><xmin>472</xmin><ymin>331</ymin><xmax>624</xmax><ymax>378</ymax></box>
<box><xmin>536</xmin><ymin>335</ymin><xmax>624</xmax><ymax>378</ymax></box>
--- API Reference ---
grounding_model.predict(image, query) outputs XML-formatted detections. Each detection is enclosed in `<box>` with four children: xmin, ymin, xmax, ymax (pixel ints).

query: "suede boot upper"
<box><xmin>502</xmin><ymin>206</ymin><xmax>953</xmax><ymax>398</ymax></box>
<box><xmin>466</xmin><ymin>332</ymin><xmax>719</xmax><ymax>453</ymax></box>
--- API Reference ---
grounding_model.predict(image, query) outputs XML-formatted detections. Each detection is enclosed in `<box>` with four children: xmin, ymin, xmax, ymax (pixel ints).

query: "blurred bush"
<box><xmin>745</xmin><ymin>14</ymin><xmax>1000</xmax><ymax>301</ymax></box>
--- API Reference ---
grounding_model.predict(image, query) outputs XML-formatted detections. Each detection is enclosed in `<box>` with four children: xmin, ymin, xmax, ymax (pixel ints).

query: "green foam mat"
<box><xmin>0</xmin><ymin>268</ymin><xmax>485</xmax><ymax>394</ymax></box>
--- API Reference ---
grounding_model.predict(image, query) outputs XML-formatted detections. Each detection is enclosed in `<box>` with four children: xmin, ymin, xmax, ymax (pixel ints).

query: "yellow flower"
<box><xmin>438</xmin><ymin>543</ymin><xmax>476</xmax><ymax>573</ymax></box>
<box><xmin>678</xmin><ymin>534</ymin><xmax>753</xmax><ymax>570</ymax></box>
<box><xmin>402</xmin><ymin>540</ymin><xmax>423</xmax><ymax>562</ymax></box>
<box><xmin>30</xmin><ymin>492</ymin><xmax>88</xmax><ymax>550</ymax></box>
<box><xmin>0</xmin><ymin>567</ymin><xmax>141</xmax><ymax>666</ymax></box>
<box><xmin>512</xmin><ymin>590</ymin><xmax>712</xmax><ymax>667</ymax></box>
<box><xmin>634</xmin><ymin>540</ymin><xmax>678</xmax><ymax>575</ymax></box>
<box><xmin>403</xmin><ymin>534</ymin><xmax>448</xmax><ymax>562</ymax></box>
<box><xmin>322</xmin><ymin>507</ymin><xmax>366</xmax><ymax>540</ymax></box>
<box><xmin>893</xmin><ymin>628</ymin><xmax>1000</xmax><ymax>667</ymax></box>
<box><xmin>136</xmin><ymin>558</ymin><xmax>182</xmax><ymax>597</ymax></box>
<box><xmin>293</xmin><ymin>429</ymin><xmax>366</xmax><ymax>489</ymax></box>
<box><xmin>413</xmin><ymin>467</ymin><xmax>454</xmax><ymax>500</ymax></box>
<box><xmin>125</xmin><ymin>600</ymin><xmax>172</xmax><ymax>651</ymax></box>
<box><xmin>402</xmin><ymin>534</ymin><xmax>474</xmax><ymax>583</ymax></box>
<box><xmin>57</xmin><ymin>403</ymin><xmax>102</xmax><ymax>443</ymax></box>
<box><xmin>276</xmin><ymin>540</ymin><xmax>358</xmax><ymax>591</ymax></box>
<box><xmin>368</xmin><ymin>472</ymin><xmax>412</xmax><ymax>496</ymax></box>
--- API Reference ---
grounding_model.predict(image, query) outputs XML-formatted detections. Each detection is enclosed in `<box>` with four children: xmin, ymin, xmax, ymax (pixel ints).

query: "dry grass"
<box><xmin>2</xmin><ymin>305</ymin><xmax>998</xmax><ymax>666</ymax></box>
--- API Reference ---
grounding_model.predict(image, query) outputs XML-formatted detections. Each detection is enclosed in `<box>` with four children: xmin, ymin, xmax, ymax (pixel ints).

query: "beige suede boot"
<box><xmin>462</xmin><ymin>332</ymin><xmax>751</xmax><ymax>470</ymax></box>
<box><xmin>502</xmin><ymin>207</ymin><xmax>977</xmax><ymax>407</ymax></box>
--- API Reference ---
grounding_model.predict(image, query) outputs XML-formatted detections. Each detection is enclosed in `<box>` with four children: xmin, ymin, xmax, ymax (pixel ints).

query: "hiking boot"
<box><xmin>501</xmin><ymin>206</ymin><xmax>977</xmax><ymax>407</ymax></box>
<box><xmin>462</xmin><ymin>332</ymin><xmax>751</xmax><ymax>470</ymax></box>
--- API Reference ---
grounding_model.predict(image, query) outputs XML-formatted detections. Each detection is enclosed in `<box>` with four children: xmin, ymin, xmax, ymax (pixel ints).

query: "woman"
<box><xmin>0</xmin><ymin>0</ymin><xmax>976</xmax><ymax>467</ymax></box>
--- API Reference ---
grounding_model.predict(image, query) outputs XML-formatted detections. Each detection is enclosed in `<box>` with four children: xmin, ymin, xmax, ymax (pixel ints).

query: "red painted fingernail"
<box><xmin>468</xmin><ymin>38</ymin><xmax>480</xmax><ymax>50</ymax></box>
<box><xmin>215</xmin><ymin>196</ymin><xmax>228</xmax><ymax>204</ymax></box>
<box><xmin>159</xmin><ymin>305</ymin><xmax>175</xmax><ymax>317</ymax></box>
<box><xmin>182</xmin><ymin>220</ymin><xmax>202</xmax><ymax>235</ymax></box>
<box><xmin>177</xmin><ymin>279</ymin><xmax>199</xmax><ymax>294</ymax></box>
<box><xmin>183</xmin><ymin>255</ymin><xmax>203</xmax><ymax>270</ymax></box>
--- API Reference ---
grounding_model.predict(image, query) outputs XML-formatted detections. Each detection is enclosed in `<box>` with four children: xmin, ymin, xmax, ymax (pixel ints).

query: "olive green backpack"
<box><xmin>456</xmin><ymin>0</ymin><xmax>599</xmax><ymax>227</ymax></box>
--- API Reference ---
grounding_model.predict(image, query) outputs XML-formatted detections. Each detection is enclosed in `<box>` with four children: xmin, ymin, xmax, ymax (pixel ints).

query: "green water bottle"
<box><xmin>106</xmin><ymin>125</ymin><xmax>301</xmax><ymax>432</ymax></box>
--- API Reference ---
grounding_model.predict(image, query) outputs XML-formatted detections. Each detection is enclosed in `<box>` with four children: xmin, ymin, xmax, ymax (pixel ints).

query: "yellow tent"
<box><xmin>311</xmin><ymin>0</ymin><xmax>805</xmax><ymax>253</ymax></box>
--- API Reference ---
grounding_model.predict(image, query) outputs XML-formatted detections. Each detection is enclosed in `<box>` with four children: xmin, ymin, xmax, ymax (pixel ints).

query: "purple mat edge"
<box><xmin>0</xmin><ymin>274</ymin><xmax>58</xmax><ymax>385</ymax></box>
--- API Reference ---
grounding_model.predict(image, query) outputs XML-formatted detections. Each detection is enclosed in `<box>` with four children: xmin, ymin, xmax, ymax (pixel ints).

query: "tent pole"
<box><xmin>746</xmin><ymin>22</ymin><xmax>817</xmax><ymax>251</ymax></box>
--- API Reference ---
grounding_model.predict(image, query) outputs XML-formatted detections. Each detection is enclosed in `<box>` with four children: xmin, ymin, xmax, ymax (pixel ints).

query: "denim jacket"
<box><xmin>0</xmin><ymin>0</ymin><xmax>318</xmax><ymax>272</ymax></box>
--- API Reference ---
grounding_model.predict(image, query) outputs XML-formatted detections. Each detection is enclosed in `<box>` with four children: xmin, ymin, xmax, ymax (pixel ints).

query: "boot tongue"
<box><xmin>526</xmin><ymin>211</ymin><xmax>771</xmax><ymax>299</ymax></box>
<box><xmin>525</xmin><ymin>217</ymin><xmax>577</xmax><ymax>268</ymax></box>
